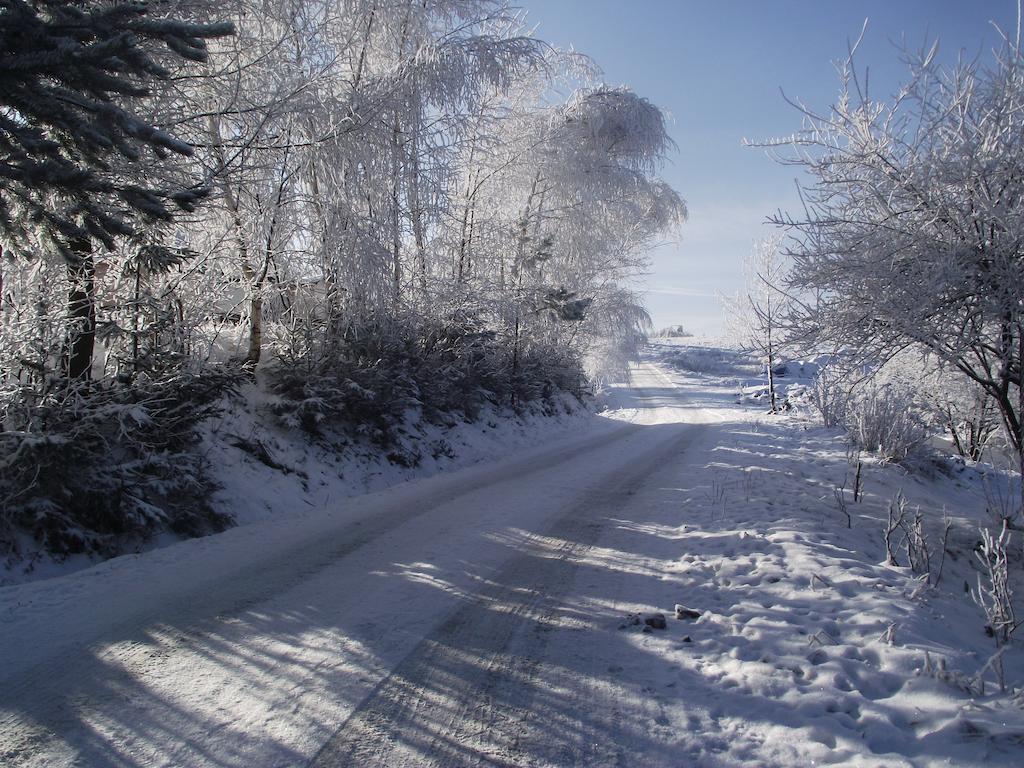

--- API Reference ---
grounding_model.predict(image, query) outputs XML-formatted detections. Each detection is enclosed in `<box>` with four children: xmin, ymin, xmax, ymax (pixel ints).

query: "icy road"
<box><xmin>1</xmin><ymin>360</ymin><xmax>727</xmax><ymax>767</ymax></box>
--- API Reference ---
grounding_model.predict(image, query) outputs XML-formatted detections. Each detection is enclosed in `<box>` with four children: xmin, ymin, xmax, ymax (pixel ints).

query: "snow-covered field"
<box><xmin>2</xmin><ymin>343</ymin><xmax>1023</xmax><ymax>766</ymax></box>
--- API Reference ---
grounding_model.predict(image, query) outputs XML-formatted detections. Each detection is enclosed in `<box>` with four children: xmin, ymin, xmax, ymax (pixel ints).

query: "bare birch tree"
<box><xmin>724</xmin><ymin>236</ymin><xmax>790</xmax><ymax>412</ymax></box>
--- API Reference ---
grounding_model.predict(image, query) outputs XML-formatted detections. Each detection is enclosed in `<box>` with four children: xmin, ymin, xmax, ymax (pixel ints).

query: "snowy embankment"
<box><xmin>1</xmin><ymin>343</ymin><xmax>1023</xmax><ymax>767</ymax></box>
<box><xmin>3</xmin><ymin>383</ymin><xmax>590</xmax><ymax>586</ymax></box>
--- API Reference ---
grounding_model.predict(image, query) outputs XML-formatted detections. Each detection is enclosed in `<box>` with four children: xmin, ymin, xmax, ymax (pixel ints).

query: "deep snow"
<box><xmin>2</xmin><ymin>343</ymin><xmax>1023</xmax><ymax>767</ymax></box>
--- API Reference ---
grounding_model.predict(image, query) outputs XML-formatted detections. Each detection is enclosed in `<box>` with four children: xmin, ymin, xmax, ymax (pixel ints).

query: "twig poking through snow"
<box><xmin>808</xmin><ymin>629</ymin><xmax>839</xmax><ymax>647</ymax></box>
<box><xmin>879</xmin><ymin>623</ymin><xmax>897</xmax><ymax>645</ymax></box>
<box><xmin>972</xmin><ymin>521</ymin><xmax>1020</xmax><ymax>693</ymax></box>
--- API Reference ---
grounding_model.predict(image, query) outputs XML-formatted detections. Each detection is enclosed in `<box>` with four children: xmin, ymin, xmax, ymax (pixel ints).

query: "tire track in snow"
<box><xmin>1</xmin><ymin>416</ymin><xmax>654</xmax><ymax>767</ymax></box>
<box><xmin>309</xmin><ymin>422</ymin><xmax>707</xmax><ymax>768</ymax></box>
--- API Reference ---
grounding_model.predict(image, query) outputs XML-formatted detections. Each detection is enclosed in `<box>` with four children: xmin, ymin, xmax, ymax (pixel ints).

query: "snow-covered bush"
<box><xmin>845</xmin><ymin>381</ymin><xmax>927</xmax><ymax>463</ymax></box>
<box><xmin>654</xmin><ymin>325</ymin><xmax>693</xmax><ymax>338</ymax></box>
<box><xmin>982</xmin><ymin>472</ymin><xmax>1022</xmax><ymax>529</ymax></box>
<box><xmin>925</xmin><ymin>371</ymin><xmax>1000</xmax><ymax>462</ymax></box>
<box><xmin>806</xmin><ymin>352</ymin><xmax>933</xmax><ymax>463</ymax></box>
<box><xmin>810</xmin><ymin>364</ymin><xmax>849</xmax><ymax>429</ymax></box>
<box><xmin>0</xmin><ymin>370</ymin><xmax>238</xmax><ymax>561</ymax></box>
<box><xmin>268</xmin><ymin>309</ymin><xmax>585</xmax><ymax>444</ymax></box>
<box><xmin>973</xmin><ymin>521</ymin><xmax>1018</xmax><ymax>692</ymax></box>
<box><xmin>868</xmin><ymin>352</ymin><xmax>1001</xmax><ymax>463</ymax></box>
<box><xmin>765</xmin><ymin>38</ymin><xmax>1024</xmax><ymax>462</ymax></box>
<box><xmin>883</xmin><ymin>489</ymin><xmax>952</xmax><ymax>584</ymax></box>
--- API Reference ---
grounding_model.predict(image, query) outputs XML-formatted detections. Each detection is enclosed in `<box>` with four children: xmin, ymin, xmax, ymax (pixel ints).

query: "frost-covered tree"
<box><xmin>724</xmin><ymin>237</ymin><xmax>790</xmax><ymax>412</ymax></box>
<box><xmin>763</xmin><ymin>38</ymin><xmax>1024</xmax><ymax>457</ymax></box>
<box><xmin>0</xmin><ymin>0</ymin><xmax>231</xmax><ymax>378</ymax></box>
<box><xmin>0</xmin><ymin>0</ymin><xmax>688</xmax><ymax>562</ymax></box>
<box><xmin>467</xmin><ymin>84</ymin><xmax>685</xmax><ymax>384</ymax></box>
<box><xmin>185</xmin><ymin>0</ymin><xmax>551</xmax><ymax>364</ymax></box>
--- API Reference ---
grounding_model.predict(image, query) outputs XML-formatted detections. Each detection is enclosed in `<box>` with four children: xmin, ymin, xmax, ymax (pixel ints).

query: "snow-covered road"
<box><xmin>1</xmin><ymin>359</ymin><xmax>726</xmax><ymax>767</ymax></box>
<box><xmin>6</xmin><ymin>352</ymin><xmax>1021</xmax><ymax>767</ymax></box>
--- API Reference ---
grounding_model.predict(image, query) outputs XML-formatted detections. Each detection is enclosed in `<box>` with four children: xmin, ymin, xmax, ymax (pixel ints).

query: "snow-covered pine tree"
<box><xmin>0</xmin><ymin>0</ymin><xmax>231</xmax><ymax>378</ymax></box>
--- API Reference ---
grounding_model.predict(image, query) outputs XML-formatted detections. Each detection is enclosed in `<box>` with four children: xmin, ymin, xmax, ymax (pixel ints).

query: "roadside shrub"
<box><xmin>845</xmin><ymin>381</ymin><xmax>927</xmax><ymax>462</ymax></box>
<box><xmin>0</xmin><ymin>369</ymin><xmax>238</xmax><ymax>561</ymax></box>
<box><xmin>811</xmin><ymin>364</ymin><xmax>849</xmax><ymax>428</ymax></box>
<box><xmin>808</xmin><ymin>354</ymin><xmax>928</xmax><ymax>463</ymax></box>
<box><xmin>268</xmin><ymin>309</ymin><xmax>586</xmax><ymax>442</ymax></box>
<box><xmin>928</xmin><ymin>374</ymin><xmax>999</xmax><ymax>462</ymax></box>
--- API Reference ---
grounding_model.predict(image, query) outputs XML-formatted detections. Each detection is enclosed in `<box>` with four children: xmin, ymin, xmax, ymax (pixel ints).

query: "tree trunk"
<box><xmin>388</xmin><ymin>2</ymin><xmax>414</xmax><ymax>307</ymax></box>
<box><xmin>247</xmin><ymin>292</ymin><xmax>263</xmax><ymax>366</ymax></box>
<box><xmin>131</xmin><ymin>259</ymin><xmax>142</xmax><ymax>379</ymax></box>
<box><xmin>457</xmin><ymin>200</ymin><xmax>471</xmax><ymax>283</ymax></box>
<box><xmin>208</xmin><ymin>113</ymin><xmax>263</xmax><ymax>367</ymax></box>
<box><xmin>1018</xmin><ymin>327</ymin><xmax>1023</xmax><ymax>519</ymax></box>
<box><xmin>63</xmin><ymin>237</ymin><xmax>96</xmax><ymax>380</ymax></box>
<box><xmin>514</xmin><ymin>172</ymin><xmax>542</xmax><ymax>275</ymax></box>
<box><xmin>390</xmin><ymin>113</ymin><xmax>403</xmax><ymax>306</ymax></box>
<box><xmin>766</xmin><ymin>301</ymin><xmax>777</xmax><ymax>413</ymax></box>
<box><xmin>247</xmin><ymin>134</ymin><xmax>292</xmax><ymax>367</ymax></box>
<box><xmin>510</xmin><ymin>312</ymin><xmax>520</xmax><ymax>406</ymax></box>
<box><xmin>404</xmin><ymin>109</ymin><xmax>428</xmax><ymax>296</ymax></box>
<box><xmin>456</xmin><ymin>162</ymin><xmax>478</xmax><ymax>285</ymax></box>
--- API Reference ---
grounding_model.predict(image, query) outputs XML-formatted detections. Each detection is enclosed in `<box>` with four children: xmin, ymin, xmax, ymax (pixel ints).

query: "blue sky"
<box><xmin>524</xmin><ymin>1</ymin><xmax>1018</xmax><ymax>335</ymax></box>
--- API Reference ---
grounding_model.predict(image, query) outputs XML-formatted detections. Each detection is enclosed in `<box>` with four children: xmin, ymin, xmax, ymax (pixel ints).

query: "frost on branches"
<box><xmin>0</xmin><ymin>0</ymin><xmax>685</xmax><ymax>565</ymax></box>
<box><xmin>0</xmin><ymin>0</ymin><xmax>231</xmax><ymax>378</ymax></box>
<box><xmin>761</xmin><ymin>37</ymin><xmax>1024</xmax><ymax>465</ymax></box>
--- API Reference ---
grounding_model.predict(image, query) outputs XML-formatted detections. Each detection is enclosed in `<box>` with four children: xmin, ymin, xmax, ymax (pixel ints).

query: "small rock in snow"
<box><xmin>675</xmin><ymin>604</ymin><xmax>701</xmax><ymax>620</ymax></box>
<box><xmin>644</xmin><ymin>613</ymin><xmax>668</xmax><ymax>630</ymax></box>
<box><xmin>619</xmin><ymin>612</ymin><xmax>642</xmax><ymax>630</ymax></box>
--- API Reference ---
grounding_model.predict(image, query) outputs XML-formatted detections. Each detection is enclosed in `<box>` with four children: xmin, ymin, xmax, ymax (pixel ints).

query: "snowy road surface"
<box><xmin>2</xmin><ymin>360</ymin><xmax>720</xmax><ymax>767</ymax></box>
<box><xmin>3</xmin><ymin>354</ymin><xmax>1019</xmax><ymax>767</ymax></box>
